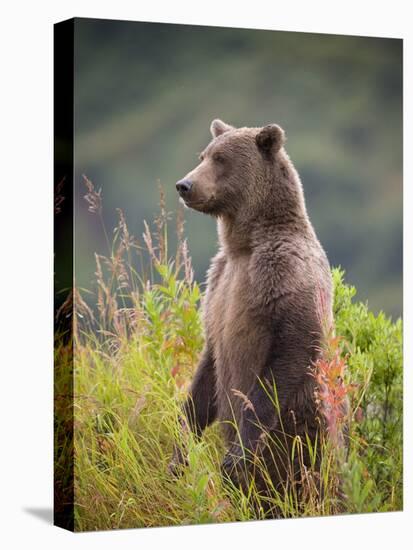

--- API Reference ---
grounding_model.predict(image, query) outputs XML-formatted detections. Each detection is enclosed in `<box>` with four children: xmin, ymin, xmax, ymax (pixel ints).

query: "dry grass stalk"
<box><xmin>181</xmin><ymin>239</ymin><xmax>194</xmax><ymax>285</ymax></box>
<box><xmin>154</xmin><ymin>184</ymin><xmax>170</xmax><ymax>265</ymax></box>
<box><xmin>142</xmin><ymin>220</ymin><xmax>158</xmax><ymax>264</ymax></box>
<box><xmin>76</xmin><ymin>176</ymin><xmax>199</xmax><ymax>349</ymax></box>
<box><xmin>83</xmin><ymin>175</ymin><xmax>102</xmax><ymax>215</ymax></box>
<box><xmin>231</xmin><ymin>388</ymin><xmax>255</xmax><ymax>413</ymax></box>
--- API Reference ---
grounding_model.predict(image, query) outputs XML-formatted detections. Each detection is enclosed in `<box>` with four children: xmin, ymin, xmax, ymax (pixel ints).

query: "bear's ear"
<box><xmin>210</xmin><ymin>119</ymin><xmax>234</xmax><ymax>138</ymax></box>
<box><xmin>255</xmin><ymin>124</ymin><xmax>285</xmax><ymax>157</ymax></box>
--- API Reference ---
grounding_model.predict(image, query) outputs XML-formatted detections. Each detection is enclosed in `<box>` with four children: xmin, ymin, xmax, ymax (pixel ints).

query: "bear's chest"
<box><xmin>204</xmin><ymin>257</ymin><xmax>270</xmax><ymax>424</ymax></box>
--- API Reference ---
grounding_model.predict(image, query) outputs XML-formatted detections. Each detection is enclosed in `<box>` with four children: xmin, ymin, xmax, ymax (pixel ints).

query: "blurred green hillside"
<box><xmin>73</xmin><ymin>19</ymin><xmax>402</xmax><ymax>318</ymax></box>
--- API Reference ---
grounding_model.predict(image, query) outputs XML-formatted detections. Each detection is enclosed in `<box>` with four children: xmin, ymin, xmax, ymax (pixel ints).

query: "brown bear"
<box><xmin>171</xmin><ymin>119</ymin><xmax>333</xmax><ymax>511</ymax></box>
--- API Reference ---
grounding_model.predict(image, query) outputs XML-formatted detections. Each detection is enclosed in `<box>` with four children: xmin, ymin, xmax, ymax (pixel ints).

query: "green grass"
<box><xmin>55</xmin><ymin>192</ymin><xmax>402</xmax><ymax>531</ymax></box>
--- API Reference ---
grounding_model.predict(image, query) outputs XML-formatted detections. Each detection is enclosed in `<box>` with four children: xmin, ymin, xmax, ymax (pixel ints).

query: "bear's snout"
<box><xmin>176</xmin><ymin>179</ymin><xmax>193</xmax><ymax>196</ymax></box>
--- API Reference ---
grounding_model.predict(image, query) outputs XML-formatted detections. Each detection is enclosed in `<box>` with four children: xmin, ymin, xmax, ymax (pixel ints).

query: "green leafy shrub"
<box><xmin>333</xmin><ymin>268</ymin><xmax>402</xmax><ymax>512</ymax></box>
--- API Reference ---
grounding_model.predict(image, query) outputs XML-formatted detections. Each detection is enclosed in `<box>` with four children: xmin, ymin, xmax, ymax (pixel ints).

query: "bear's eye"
<box><xmin>212</xmin><ymin>153</ymin><xmax>225</xmax><ymax>163</ymax></box>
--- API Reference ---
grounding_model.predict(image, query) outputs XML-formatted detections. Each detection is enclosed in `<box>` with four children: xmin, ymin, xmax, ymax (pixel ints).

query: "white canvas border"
<box><xmin>0</xmin><ymin>1</ymin><xmax>410</xmax><ymax>548</ymax></box>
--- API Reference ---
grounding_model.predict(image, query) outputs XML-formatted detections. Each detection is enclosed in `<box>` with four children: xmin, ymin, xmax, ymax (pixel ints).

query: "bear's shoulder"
<box><xmin>248</xmin><ymin>231</ymin><xmax>320</xmax><ymax>305</ymax></box>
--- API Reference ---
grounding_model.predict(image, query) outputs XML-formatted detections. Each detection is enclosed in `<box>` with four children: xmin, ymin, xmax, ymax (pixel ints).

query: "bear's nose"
<box><xmin>176</xmin><ymin>179</ymin><xmax>193</xmax><ymax>195</ymax></box>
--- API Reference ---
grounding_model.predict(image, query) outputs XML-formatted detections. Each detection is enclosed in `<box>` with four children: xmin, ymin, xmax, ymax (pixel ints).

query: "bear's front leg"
<box><xmin>221</xmin><ymin>442</ymin><xmax>251</xmax><ymax>491</ymax></box>
<box><xmin>169</xmin><ymin>345</ymin><xmax>217</xmax><ymax>476</ymax></box>
<box><xmin>221</xmin><ymin>364</ymin><xmax>292</xmax><ymax>490</ymax></box>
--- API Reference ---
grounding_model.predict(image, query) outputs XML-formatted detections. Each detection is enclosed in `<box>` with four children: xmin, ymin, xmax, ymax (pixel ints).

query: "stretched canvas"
<box><xmin>54</xmin><ymin>17</ymin><xmax>403</xmax><ymax>532</ymax></box>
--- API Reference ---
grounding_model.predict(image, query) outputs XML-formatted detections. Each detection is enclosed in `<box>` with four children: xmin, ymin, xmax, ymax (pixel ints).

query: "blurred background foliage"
<box><xmin>73</xmin><ymin>19</ymin><xmax>402</xmax><ymax>318</ymax></box>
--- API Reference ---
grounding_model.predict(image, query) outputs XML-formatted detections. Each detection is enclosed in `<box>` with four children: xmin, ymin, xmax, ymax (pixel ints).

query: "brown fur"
<box><xmin>171</xmin><ymin>119</ymin><xmax>333</xmax><ymax>507</ymax></box>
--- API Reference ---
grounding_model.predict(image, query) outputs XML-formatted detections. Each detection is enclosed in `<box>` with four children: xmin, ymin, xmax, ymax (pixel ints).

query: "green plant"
<box><xmin>54</xmin><ymin>180</ymin><xmax>402</xmax><ymax>530</ymax></box>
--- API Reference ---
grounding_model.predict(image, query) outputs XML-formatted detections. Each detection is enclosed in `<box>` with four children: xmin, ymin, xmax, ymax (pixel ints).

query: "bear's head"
<box><xmin>176</xmin><ymin>119</ymin><xmax>298</xmax><ymax>222</ymax></box>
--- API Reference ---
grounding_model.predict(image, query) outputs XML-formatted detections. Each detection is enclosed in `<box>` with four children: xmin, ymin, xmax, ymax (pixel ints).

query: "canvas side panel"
<box><xmin>54</xmin><ymin>18</ymin><xmax>74</xmax><ymax>532</ymax></box>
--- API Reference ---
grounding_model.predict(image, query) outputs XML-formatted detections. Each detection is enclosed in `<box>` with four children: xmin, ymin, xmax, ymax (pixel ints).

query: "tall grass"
<box><xmin>54</xmin><ymin>179</ymin><xmax>402</xmax><ymax>531</ymax></box>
